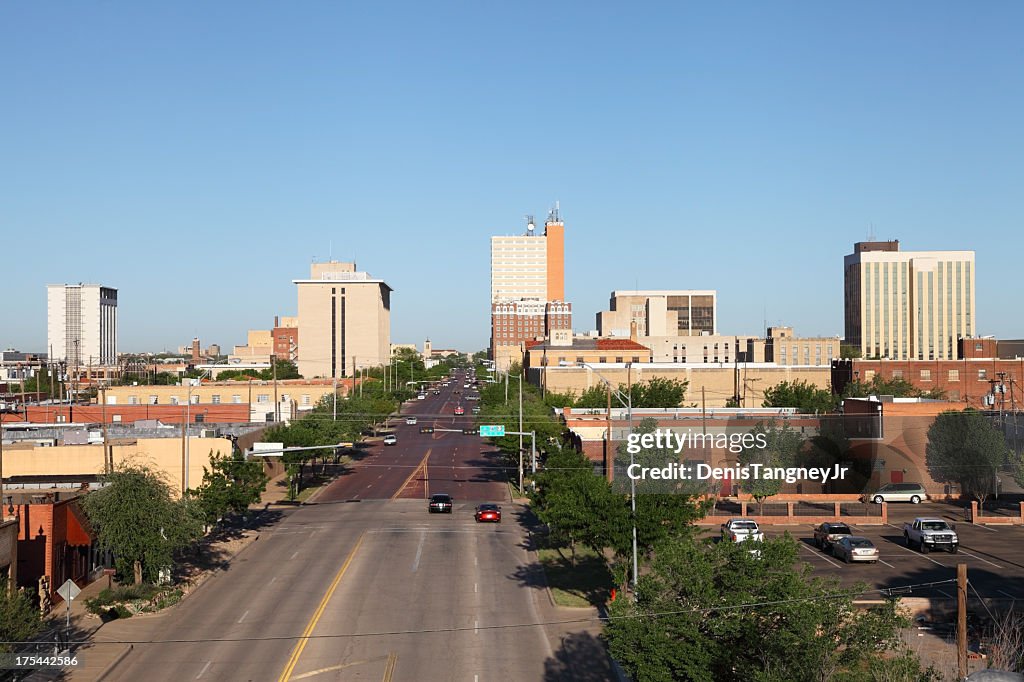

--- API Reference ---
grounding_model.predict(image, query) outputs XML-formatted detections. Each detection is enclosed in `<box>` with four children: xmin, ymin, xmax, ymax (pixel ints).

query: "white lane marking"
<box><xmin>999</xmin><ymin>590</ymin><xmax>1018</xmax><ymax>599</ymax></box>
<box><xmin>196</xmin><ymin>661</ymin><xmax>212</xmax><ymax>679</ymax></box>
<box><xmin>474</xmin><ymin>620</ymin><xmax>479</xmax><ymax>635</ymax></box>
<box><xmin>412</xmin><ymin>531</ymin><xmax>425</xmax><ymax>573</ymax></box>
<box><xmin>238</xmin><ymin>610</ymin><xmax>249</xmax><ymax>623</ymax></box>
<box><xmin>801</xmin><ymin>544</ymin><xmax>842</xmax><ymax>568</ymax></box>
<box><xmin>269</xmin><ymin>576</ymin><xmax>277</xmax><ymax>585</ymax></box>
<box><xmin>958</xmin><ymin>549</ymin><xmax>1003</xmax><ymax>569</ymax></box>
<box><xmin>969</xmin><ymin>523</ymin><xmax>998</xmax><ymax>532</ymax></box>
<box><xmin>879</xmin><ymin>559</ymin><xmax>896</xmax><ymax>568</ymax></box>
<box><xmin>474</xmin><ymin>556</ymin><xmax>478</xmax><ymax>566</ymax></box>
<box><xmin>290</xmin><ymin>551</ymin><xmax>299</xmax><ymax>560</ymax></box>
<box><xmin>890</xmin><ymin>541</ymin><xmax>947</xmax><ymax>567</ymax></box>
<box><xmin>474</xmin><ymin>583</ymin><xmax>478</xmax><ymax>593</ymax></box>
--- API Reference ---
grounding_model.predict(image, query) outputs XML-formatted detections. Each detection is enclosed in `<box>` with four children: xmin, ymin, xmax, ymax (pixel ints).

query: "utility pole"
<box><xmin>606</xmin><ymin>386</ymin><xmax>613</xmax><ymax>483</ymax></box>
<box><xmin>518</xmin><ymin>372</ymin><xmax>523</xmax><ymax>475</ymax></box>
<box><xmin>101</xmin><ymin>385</ymin><xmax>110</xmax><ymax>474</ymax></box>
<box><xmin>957</xmin><ymin>563</ymin><xmax>967</xmax><ymax>680</ymax></box>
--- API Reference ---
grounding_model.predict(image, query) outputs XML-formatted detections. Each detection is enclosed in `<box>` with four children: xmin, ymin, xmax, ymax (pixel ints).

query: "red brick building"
<box><xmin>11</xmin><ymin>494</ymin><xmax>97</xmax><ymax>604</ymax></box>
<box><xmin>1</xmin><ymin>403</ymin><xmax>251</xmax><ymax>425</ymax></box>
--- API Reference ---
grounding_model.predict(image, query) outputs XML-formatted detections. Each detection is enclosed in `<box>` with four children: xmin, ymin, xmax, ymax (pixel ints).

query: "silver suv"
<box><xmin>867</xmin><ymin>482</ymin><xmax>926</xmax><ymax>504</ymax></box>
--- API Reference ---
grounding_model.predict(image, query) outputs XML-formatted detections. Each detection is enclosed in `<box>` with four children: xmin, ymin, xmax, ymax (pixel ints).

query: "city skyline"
<box><xmin>4</xmin><ymin>3</ymin><xmax>1024</xmax><ymax>352</ymax></box>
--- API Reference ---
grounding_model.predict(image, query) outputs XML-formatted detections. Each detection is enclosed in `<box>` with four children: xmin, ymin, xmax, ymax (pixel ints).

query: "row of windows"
<box><xmin>889</xmin><ymin>368</ymin><xmax>991</xmax><ymax>382</ymax></box>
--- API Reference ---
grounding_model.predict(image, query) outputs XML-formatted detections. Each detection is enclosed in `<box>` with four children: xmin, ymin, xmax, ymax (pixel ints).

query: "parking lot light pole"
<box><xmin>581</xmin><ymin>362</ymin><xmax>636</xmax><ymax>593</ymax></box>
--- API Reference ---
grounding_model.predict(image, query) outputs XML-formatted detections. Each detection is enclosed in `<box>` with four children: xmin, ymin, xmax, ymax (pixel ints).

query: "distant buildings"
<box><xmin>46</xmin><ymin>284</ymin><xmax>118</xmax><ymax>367</ymax></box>
<box><xmin>597</xmin><ymin>290</ymin><xmax>717</xmax><ymax>338</ymax></box>
<box><xmin>843</xmin><ymin>240</ymin><xmax>975</xmax><ymax>361</ymax></box>
<box><xmin>295</xmin><ymin>261</ymin><xmax>391</xmax><ymax>378</ymax></box>
<box><xmin>489</xmin><ymin>208</ymin><xmax>570</xmax><ymax>370</ymax></box>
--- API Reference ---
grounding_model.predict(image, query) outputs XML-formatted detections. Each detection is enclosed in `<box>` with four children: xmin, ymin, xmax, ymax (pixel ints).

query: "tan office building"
<box><xmin>844</xmin><ymin>241</ymin><xmax>975</xmax><ymax>361</ymax></box>
<box><xmin>597</xmin><ymin>290</ymin><xmax>717</xmax><ymax>338</ymax></box>
<box><xmin>490</xmin><ymin>210</ymin><xmax>565</xmax><ymax>303</ymax></box>
<box><xmin>46</xmin><ymin>283</ymin><xmax>118</xmax><ymax>367</ymax></box>
<box><xmin>294</xmin><ymin>262</ymin><xmax>392</xmax><ymax>378</ymax></box>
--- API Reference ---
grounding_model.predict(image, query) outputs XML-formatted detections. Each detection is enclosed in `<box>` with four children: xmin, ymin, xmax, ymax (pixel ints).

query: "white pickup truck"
<box><xmin>721</xmin><ymin>518</ymin><xmax>765</xmax><ymax>543</ymax></box>
<box><xmin>903</xmin><ymin>517</ymin><xmax>959</xmax><ymax>554</ymax></box>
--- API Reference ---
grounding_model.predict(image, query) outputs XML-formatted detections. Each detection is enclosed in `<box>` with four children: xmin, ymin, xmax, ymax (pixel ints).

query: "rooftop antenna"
<box><xmin>868</xmin><ymin>223</ymin><xmax>876</xmax><ymax>242</ymax></box>
<box><xmin>526</xmin><ymin>215</ymin><xmax>535</xmax><ymax>236</ymax></box>
<box><xmin>329</xmin><ymin>239</ymin><xmax>333</xmax><ymax>261</ymax></box>
<box><xmin>547</xmin><ymin>201</ymin><xmax>560</xmax><ymax>223</ymax></box>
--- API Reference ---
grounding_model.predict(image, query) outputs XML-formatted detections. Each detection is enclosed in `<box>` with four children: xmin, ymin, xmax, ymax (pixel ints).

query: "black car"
<box><xmin>428</xmin><ymin>493</ymin><xmax>453</xmax><ymax>513</ymax></box>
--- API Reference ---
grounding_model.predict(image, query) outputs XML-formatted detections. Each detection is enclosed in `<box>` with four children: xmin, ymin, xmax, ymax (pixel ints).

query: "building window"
<box><xmin>232</xmin><ymin>394</ymin><xmax>242</xmax><ymax>403</ymax></box>
<box><xmin>632</xmin><ymin>356</ymin><xmax>640</xmax><ymax>363</ymax></box>
<box><xmin>257</xmin><ymin>394</ymin><xmax>270</xmax><ymax>403</ymax></box>
<box><xmin>149</xmin><ymin>395</ymin><xmax>158</xmax><ymax>405</ymax></box>
<box><xmin>948</xmin><ymin>369</ymin><xmax>959</xmax><ymax>382</ymax></box>
<box><xmin>302</xmin><ymin>394</ymin><xmax>311</xmax><ymax>405</ymax></box>
<box><xmin>128</xmin><ymin>396</ymin><xmax>139</xmax><ymax>405</ymax></box>
<box><xmin>112</xmin><ymin>414</ymin><xmax>122</xmax><ymax>423</ymax></box>
<box><xmin>211</xmin><ymin>395</ymin><xmax>221</xmax><ymax>404</ymax></box>
<box><xmin>599</xmin><ymin>357</ymin><xmax>607</xmax><ymax>363</ymax></box>
<box><xmin>575</xmin><ymin>357</ymin><xmax>584</xmax><ymax>363</ymax></box>
<box><xmin>170</xmin><ymin>396</ymin><xmax>179</xmax><ymax>405</ymax></box>
<box><xmin>920</xmin><ymin>369</ymin><xmax>931</xmax><ymax>382</ymax></box>
<box><xmin>615</xmin><ymin>357</ymin><xmax>623</xmax><ymax>363</ymax></box>
<box><xmin>892</xmin><ymin>370</ymin><xmax>903</xmax><ymax>379</ymax></box>
<box><xmin>978</xmin><ymin>369</ymin><xmax>987</xmax><ymax>381</ymax></box>
<box><xmin>191</xmin><ymin>394</ymin><xmax>200</xmax><ymax>405</ymax></box>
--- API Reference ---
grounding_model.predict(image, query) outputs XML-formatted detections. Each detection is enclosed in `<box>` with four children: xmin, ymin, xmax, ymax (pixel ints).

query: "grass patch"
<box><xmin>537</xmin><ymin>546</ymin><xmax>615</xmax><ymax>608</ymax></box>
<box><xmin>84</xmin><ymin>583</ymin><xmax>185</xmax><ymax>619</ymax></box>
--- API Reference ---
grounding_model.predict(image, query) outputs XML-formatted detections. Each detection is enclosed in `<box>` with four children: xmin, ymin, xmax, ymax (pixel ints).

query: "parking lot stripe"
<box><xmin>800</xmin><ymin>544</ymin><xmax>842</xmax><ymax>568</ymax></box>
<box><xmin>970</xmin><ymin>524</ymin><xmax>998</xmax><ymax>532</ymax></box>
<box><xmin>958</xmin><ymin>550</ymin><xmax>1002</xmax><ymax>569</ymax></box>
<box><xmin>998</xmin><ymin>590</ymin><xmax>1018</xmax><ymax>599</ymax></box>
<box><xmin>890</xmin><ymin>540</ymin><xmax>948</xmax><ymax>567</ymax></box>
<box><xmin>879</xmin><ymin>559</ymin><xmax>896</xmax><ymax>568</ymax></box>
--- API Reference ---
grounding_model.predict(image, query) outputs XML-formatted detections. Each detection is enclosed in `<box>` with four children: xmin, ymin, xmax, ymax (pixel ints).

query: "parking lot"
<box><xmin>712</xmin><ymin>501</ymin><xmax>1024</xmax><ymax>601</ymax></box>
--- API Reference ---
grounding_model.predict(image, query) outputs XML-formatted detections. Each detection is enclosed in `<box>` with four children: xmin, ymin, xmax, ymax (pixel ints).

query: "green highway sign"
<box><xmin>479</xmin><ymin>425</ymin><xmax>505</xmax><ymax>437</ymax></box>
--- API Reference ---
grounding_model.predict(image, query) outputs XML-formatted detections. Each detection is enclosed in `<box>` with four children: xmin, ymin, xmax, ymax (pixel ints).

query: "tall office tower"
<box><xmin>46</xmin><ymin>284</ymin><xmax>118</xmax><ymax>367</ymax></box>
<box><xmin>844</xmin><ymin>241</ymin><xmax>975</xmax><ymax>361</ymax></box>
<box><xmin>489</xmin><ymin>206</ymin><xmax>568</xmax><ymax>364</ymax></box>
<box><xmin>294</xmin><ymin>261</ymin><xmax>391</xmax><ymax>378</ymax></box>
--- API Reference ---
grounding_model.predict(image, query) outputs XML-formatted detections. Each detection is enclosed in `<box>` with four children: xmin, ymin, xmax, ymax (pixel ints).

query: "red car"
<box><xmin>454</xmin><ymin>406</ymin><xmax>464</xmax><ymax>415</ymax></box>
<box><xmin>475</xmin><ymin>504</ymin><xmax>501</xmax><ymax>523</ymax></box>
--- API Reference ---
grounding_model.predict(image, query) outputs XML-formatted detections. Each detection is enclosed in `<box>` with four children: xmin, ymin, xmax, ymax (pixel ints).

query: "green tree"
<box><xmin>762</xmin><ymin>379</ymin><xmax>840</xmax><ymax>413</ymax></box>
<box><xmin>926</xmin><ymin>408</ymin><xmax>1010</xmax><ymax>508</ymax></box>
<box><xmin>606</xmin><ymin>534</ymin><xmax>934</xmax><ymax>682</ymax></box>
<box><xmin>0</xmin><ymin>588</ymin><xmax>44</xmax><ymax>654</ymax></box>
<box><xmin>574</xmin><ymin>385</ymin><xmax>609</xmax><ymax>409</ymax></box>
<box><xmin>840</xmin><ymin>344</ymin><xmax>862</xmax><ymax>359</ymax></box>
<box><xmin>81</xmin><ymin>463</ymin><xmax>204</xmax><ymax>584</ymax></box>
<box><xmin>631</xmin><ymin>377</ymin><xmax>689</xmax><ymax>408</ymax></box>
<box><xmin>194</xmin><ymin>450</ymin><xmax>269</xmax><ymax>526</ymax></box>
<box><xmin>737</xmin><ymin>421</ymin><xmax>804</xmax><ymax>513</ymax></box>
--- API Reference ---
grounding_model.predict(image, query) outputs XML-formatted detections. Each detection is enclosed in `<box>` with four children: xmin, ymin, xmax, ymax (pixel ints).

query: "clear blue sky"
<box><xmin>3</xmin><ymin>2</ymin><xmax>1022</xmax><ymax>354</ymax></box>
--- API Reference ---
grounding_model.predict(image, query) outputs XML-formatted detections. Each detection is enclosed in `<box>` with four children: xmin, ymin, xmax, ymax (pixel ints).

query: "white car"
<box><xmin>721</xmin><ymin>518</ymin><xmax>765</xmax><ymax>543</ymax></box>
<box><xmin>417</xmin><ymin>393</ymin><xmax>426</xmax><ymax>400</ymax></box>
<box><xmin>383</xmin><ymin>434</ymin><xmax>397</xmax><ymax>446</ymax></box>
<box><xmin>406</xmin><ymin>417</ymin><xmax>417</xmax><ymax>425</ymax></box>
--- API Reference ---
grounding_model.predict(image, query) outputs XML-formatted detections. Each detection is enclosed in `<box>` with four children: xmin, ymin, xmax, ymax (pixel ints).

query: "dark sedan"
<box><xmin>428</xmin><ymin>493</ymin><xmax>453</xmax><ymax>513</ymax></box>
<box><xmin>813</xmin><ymin>522</ymin><xmax>853</xmax><ymax>552</ymax></box>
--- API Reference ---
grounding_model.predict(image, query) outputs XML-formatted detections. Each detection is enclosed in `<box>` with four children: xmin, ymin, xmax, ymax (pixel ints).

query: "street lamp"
<box><xmin>581</xmin><ymin>362</ymin><xmax>637</xmax><ymax>593</ymax></box>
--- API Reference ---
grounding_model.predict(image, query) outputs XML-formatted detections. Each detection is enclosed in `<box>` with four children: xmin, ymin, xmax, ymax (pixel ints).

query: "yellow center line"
<box><xmin>278</xmin><ymin>532</ymin><xmax>366</xmax><ymax>682</ymax></box>
<box><xmin>382</xmin><ymin>652</ymin><xmax>398</xmax><ymax>682</ymax></box>
<box><xmin>391</xmin><ymin>449</ymin><xmax>431</xmax><ymax>500</ymax></box>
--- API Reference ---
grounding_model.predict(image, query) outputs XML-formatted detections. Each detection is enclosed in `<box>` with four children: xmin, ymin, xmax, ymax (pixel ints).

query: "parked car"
<box><xmin>474</xmin><ymin>504</ymin><xmax>501</xmax><ymax>523</ymax></box>
<box><xmin>865</xmin><ymin>482</ymin><xmax>926</xmax><ymax>504</ymax></box>
<box><xmin>428</xmin><ymin>493</ymin><xmax>453</xmax><ymax>513</ymax></box>
<box><xmin>832</xmin><ymin>536</ymin><xmax>879</xmax><ymax>563</ymax></box>
<box><xmin>813</xmin><ymin>522</ymin><xmax>853</xmax><ymax>552</ymax></box>
<box><xmin>454</xmin><ymin>406</ymin><xmax>464</xmax><ymax>415</ymax></box>
<box><xmin>903</xmin><ymin>517</ymin><xmax>959</xmax><ymax>554</ymax></box>
<box><xmin>721</xmin><ymin>518</ymin><xmax>765</xmax><ymax>543</ymax></box>
<box><xmin>406</xmin><ymin>417</ymin><xmax>417</xmax><ymax>425</ymax></box>
<box><xmin>383</xmin><ymin>434</ymin><xmax>397</xmax><ymax>446</ymax></box>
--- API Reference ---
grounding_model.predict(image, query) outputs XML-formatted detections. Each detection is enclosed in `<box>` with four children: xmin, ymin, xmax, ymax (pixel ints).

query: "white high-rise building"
<box><xmin>47</xmin><ymin>284</ymin><xmax>118</xmax><ymax>367</ymax></box>
<box><xmin>844</xmin><ymin>241</ymin><xmax>975</xmax><ymax>361</ymax></box>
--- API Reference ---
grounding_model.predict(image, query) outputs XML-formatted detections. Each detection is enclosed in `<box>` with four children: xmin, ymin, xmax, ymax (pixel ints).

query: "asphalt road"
<box><xmin>89</xmin><ymin>371</ymin><xmax>597</xmax><ymax>682</ymax></box>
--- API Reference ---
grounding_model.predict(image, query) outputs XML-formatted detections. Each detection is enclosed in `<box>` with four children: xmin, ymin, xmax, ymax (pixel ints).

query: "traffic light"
<box><xmin>462</xmin><ymin>429</ymin><xmax>477</xmax><ymax>435</ymax></box>
<box><xmin>419</xmin><ymin>427</ymin><xmax>434</xmax><ymax>434</ymax></box>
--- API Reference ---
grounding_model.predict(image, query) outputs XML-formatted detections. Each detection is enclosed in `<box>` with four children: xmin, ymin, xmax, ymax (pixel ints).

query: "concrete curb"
<box><xmin>94</xmin><ymin>643</ymin><xmax>133</xmax><ymax>682</ymax></box>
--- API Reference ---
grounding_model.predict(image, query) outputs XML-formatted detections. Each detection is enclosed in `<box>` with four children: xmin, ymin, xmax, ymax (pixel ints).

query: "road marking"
<box><xmin>196</xmin><ymin>661</ymin><xmax>212</xmax><ymax>679</ymax></box>
<box><xmin>890</xmin><ymin>541</ymin><xmax>947</xmax><ymax>567</ymax></box>
<box><xmin>238</xmin><ymin>610</ymin><xmax>249</xmax><ymax>623</ymax></box>
<box><xmin>999</xmin><ymin>590</ymin><xmax>1018</xmax><ymax>599</ymax></box>
<box><xmin>958</xmin><ymin>550</ymin><xmax>1002</xmax><ymax>569</ymax></box>
<box><xmin>278</xmin><ymin>532</ymin><xmax>366</xmax><ymax>682</ymax></box>
<box><xmin>970</xmin><ymin>523</ymin><xmax>998</xmax><ymax>532</ymax></box>
<box><xmin>474</xmin><ymin>583</ymin><xmax>478</xmax><ymax>593</ymax></box>
<box><xmin>291</xmin><ymin>657</ymin><xmax>383</xmax><ymax>680</ymax></box>
<box><xmin>392</xmin><ymin>450</ymin><xmax>431</xmax><ymax>500</ymax></box>
<box><xmin>269</xmin><ymin>576</ymin><xmax>277</xmax><ymax>585</ymax></box>
<box><xmin>412</xmin><ymin>531</ymin><xmax>425</xmax><ymax>573</ymax></box>
<box><xmin>879</xmin><ymin>559</ymin><xmax>896</xmax><ymax>568</ymax></box>
<box><xmin>290</xmin><ymin>551</ymin><xmax>299</xmax><ymax>560</ymax></box>
<box><xmin>382</xmin><ymin>652</ymin><xmax>397</xmax><ymax>682</ymax></box>
<box><xmin>801</xmin><ymin>544</ymin><xmax>842</xmax><ymax>568</ymax></box>
<box><xmin>474</xmin><ymin>619</ymin><xmax>479</xmax><ymax>635</ymax></box>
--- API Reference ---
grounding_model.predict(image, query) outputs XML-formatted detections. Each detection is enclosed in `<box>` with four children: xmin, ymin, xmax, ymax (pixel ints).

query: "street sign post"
<box><xmin>479</xmin><ymin>425</ymin><xmax>505</xmax><ymax>437</ymax></box>
<box><xmin>57</xmin><ymin>579</ymin><xmax>81</xmax><ymax>630</ymax></box>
